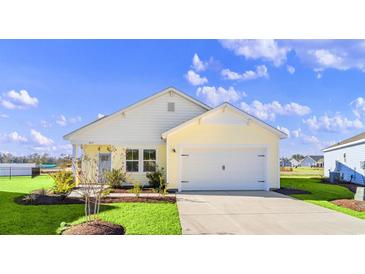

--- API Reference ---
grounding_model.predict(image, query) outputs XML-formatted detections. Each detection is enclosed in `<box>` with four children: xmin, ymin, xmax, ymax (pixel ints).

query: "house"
<box><xmin>299</xmin><ymin>155</ymin><xmax>324</xmax><ymax>167</ymax></box>
<box><xmin>64</xmin><ymin>87</ymin><xmax>287</xmax><ymax>191</ymax></box>
<box><xmin>289</xmin><ymin>158</ymin><xmax>300</xmax><ymax>167</ymax></box>
<box><xmin>280</xmin><ymin>158</ymin><xmax>292</xmax><ymax>167</ymax></box>
<box><xmin>322</xmin><ymin>132</ymin><xmax>365</xmax><ymax>185</ymax></box>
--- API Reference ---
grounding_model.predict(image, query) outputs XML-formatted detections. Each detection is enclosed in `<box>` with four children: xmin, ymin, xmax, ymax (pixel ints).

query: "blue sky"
<box><xmin>1</xmin><ymin>39</ymin><xmax>365</xmax><ymax>157</ymax></box>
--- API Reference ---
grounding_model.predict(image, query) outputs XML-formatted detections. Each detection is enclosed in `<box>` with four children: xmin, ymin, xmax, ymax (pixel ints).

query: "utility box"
<box><xmin>329</xmin><ymin>171</ymin><xmax>341</xmax><ymax>183</ymax></box>
<box><xmin>355</xmin><ymin>187</ymin><xmax>365</xmax><ymax>201</ymax></box>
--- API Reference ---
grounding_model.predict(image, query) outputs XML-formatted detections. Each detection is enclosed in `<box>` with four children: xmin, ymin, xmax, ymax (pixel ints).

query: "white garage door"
<box><xmin>180</xmin><ymin>146</ymin><xmax>267</xmax><ymax>191</ymax></box>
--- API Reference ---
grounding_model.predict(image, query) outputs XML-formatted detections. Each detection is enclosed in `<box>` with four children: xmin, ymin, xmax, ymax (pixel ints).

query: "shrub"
<box><xmin>146</xmin><ymin>166</ymin><xmax>166</xmax><ymax>189</ymax></box>
<box><xmin>32</xmin><ymin>188</ymin><xmax>49</xmax><ymax>196</ymax></box>
<box><xmin>50</xmin><ymin>170</ymin><xmax>76</xmax><ymax>197</ymax></box>
<box><xmin>105</xmin><ymin>168</ymin><xmax>127</xmax><ymax>188</ymax></box>
<box><xmin>128</xmin><ymin>182</ymin><xmax>142</xmax><ymax>197</ymax></box>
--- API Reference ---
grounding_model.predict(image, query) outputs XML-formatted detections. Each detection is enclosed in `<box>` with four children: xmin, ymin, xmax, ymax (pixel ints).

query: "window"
<box><xmin>167</xmin><ymin>102</ymin><xmax>175</xmax><ymax>112</ymax></box>
<box><xmin>126</xmin><ymin>149</ymin><xmax>139</xmax><ymax>172</ymax></box>
<box><xmin>360</xmin><ymin>161</ymin><xmax>365</xmax><ymax>169</ymax></box>
<box><xmin>343</xmin><ymin>153</ymin><xmax>347</xmax><ymax>163</ymax></box>
<box><xmin>143</xmin><ymin>149</ymin><xmax>156</xmax><ymax>172</ymax></box>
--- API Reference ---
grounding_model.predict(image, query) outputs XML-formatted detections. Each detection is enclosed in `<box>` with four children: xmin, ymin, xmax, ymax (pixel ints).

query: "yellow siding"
<box><xmin>81</xmin><ymin>144</ymin><xmax>166</xmax><ymax>185</ymax></box>
<box><xmin>166</xmin><ymin>122</ymin><xmax>280</xmax><ymax>189</ymax></box>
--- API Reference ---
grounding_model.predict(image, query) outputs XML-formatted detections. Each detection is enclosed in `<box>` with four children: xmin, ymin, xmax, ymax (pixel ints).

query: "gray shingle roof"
<box><xmin>323</xmin><ymin>131</ymin><xmax>365</xmax><ymax>151</ymax></box>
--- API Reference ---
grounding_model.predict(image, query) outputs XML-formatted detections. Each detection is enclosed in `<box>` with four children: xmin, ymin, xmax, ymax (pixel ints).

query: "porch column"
<box><xmin>72</xmin><ymin>144</ymin><xmax>79</xmax><ymax>183</ymax></box>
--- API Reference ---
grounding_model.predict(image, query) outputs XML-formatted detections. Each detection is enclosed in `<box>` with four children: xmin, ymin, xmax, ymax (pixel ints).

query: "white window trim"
<box><xmin>126</xmin><ymin>149</ymin><xmax>140</xmax><ymax>173</ymax></box>
<box><xmin>125</xmin><ymin>146</ymin><xmax>158</xmax><ymax>174</ymax></box>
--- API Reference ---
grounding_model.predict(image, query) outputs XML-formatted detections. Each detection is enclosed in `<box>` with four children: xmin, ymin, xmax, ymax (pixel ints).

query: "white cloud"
<box><xmin>303</xmin><ymin>114</ymin><xmax>363</xmax><ymax>133</ymax></box>
<box><xmin>97</xmin><ymin>113</ymin><xmax>105</xmax><ymax>119</ymax></box>
<box><xmin>40</xmin><ymin>120</ymin><xmax>52</xmax><ymax>128</ymax></box>
<box><xmin>291</xmin><ymin>128</ymin><xmax>302</xmax><ymax>138</ymax></box>
<box><xmin>196</xmin><ymin>86</ymin><xmax>245</xmax><ymax>107</ymax></box>
<box><xmin>220</xmin><ymin>39</ymin><xmax>290</xmax><ymax>66</ymax></box>
<box><xmin>0</xmin><ymin>90</ymin><xmax>38</xmax><ymax>109</ymax></box>
<box><xmin>0</xmin><ymin>113</ymin><xmax>9</xmax><ymax>118</ymax></box>
<box><xmin>240</xmin><ymin>100</ymin><xmax>311</xmax><ymax>121</ymax></box>
<box><xmin>277</xmin><ymin>126</ymin><xmax>290</xmax><ymax>137</ymax></box>
<box><xmin>1</xmin><ymin>131</ymin><xmax>28</xmax><ymax>143</ymax></box>
<box><xmin>221</xmin><ymin>65</ymin><xmax>268</xmax><ymax>81</ymax></box>
<box><xmin>309</xmin><ymin>49</ymin><xmax>344</xmax><ymax>69</ymax></box>
<box><xmin>56</xmin><ymin>115</ymin><xmax>82</xmax><ymax>127</ymax></box>
<box><xmin>287</xmin><ymin>65</ymin><xmax>295</xmax><ymax>74</ymax></box>
<box><xmin>32</xmin><ymin>144</ymin><xmax>72</xmax><ymax>154</ymax></box>
<box><xmin>30</xmin><ymin>129</ymin><xmax>54</xmax><ymax>146</ymax></box>
<box><xmin>185</xmin><ymin>70</ymin><xmax>208</xmax><ymax>86</ymax></box>
<box><xmin>192</xmin><ymin>53</ymin><xmax>209</xmax><ymax>72</ymax></box>
<box><xmin>351</xmin><ymin>97</ymin><xmax>365</xmax><ymax>118</ymax></box>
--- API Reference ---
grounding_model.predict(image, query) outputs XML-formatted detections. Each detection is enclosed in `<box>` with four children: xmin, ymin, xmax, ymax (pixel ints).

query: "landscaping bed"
<box><xmin>332</xmin><ymin>199</ymin><xmax>365</xmax><ymax>212</ymax></box>
<box><xmin>15</xmin><ymin>193</ymin><xmax>176</xmax><ymax>205</ymax></box>
<box><xmin>273</xmin><ymin>187</ymin><xmax>311</xmax><ymax>195</ymax></box>
<box><xmin>62</xmin><ymin>220</ymin><xmax>125</xmax><ymax>235</ymax></box>
<box><xmin>101</xmin><ymin>196</ymin><xmax>176</xmax><ymax>203</ymax></box>
<box><xmin>15</xmin><ymin>194</ymin><xmax>83</xmax><ymax>205</ymax></box>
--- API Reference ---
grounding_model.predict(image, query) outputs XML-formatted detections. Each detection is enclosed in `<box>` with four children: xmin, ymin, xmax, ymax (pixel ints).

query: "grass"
<box><xmin>0</xmin><ymin>175</ymin><xmax>181</xmax><ymax>235</ymax></box>
<box><xmin>280</xmin><ymin>167</ymin><xmax>324</xmax><ymax>177</ymax></box>
<box><xmin>281</xmin><ymin>176</ymin><xmax>365</xmax><ymax>220</ymax></box>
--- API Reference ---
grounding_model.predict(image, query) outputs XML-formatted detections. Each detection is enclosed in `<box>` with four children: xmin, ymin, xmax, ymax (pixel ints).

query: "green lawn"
<box><xmin>281</xmin><ymin>167</ymin><xmax>324</xmax><ymax>177</ymax></box>
<box><xmin>281</xmin><ymin>176</ymin><xmax>365</xmax><ymax>220</ymax></box>
<box><xmin>0</xmin><ymin>175</ymin><xmax>181</xmax><ymax>235</ymax></box>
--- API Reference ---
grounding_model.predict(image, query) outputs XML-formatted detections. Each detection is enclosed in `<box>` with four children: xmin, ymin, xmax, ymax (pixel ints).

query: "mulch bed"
<box><xmin>15</xmin><ymin>194</ymin><xmax>84</xmax><ymax>205</ymax></box>
<box><xmin>62</xmin><ymin>220</ymin><xmax>125</xmax><ymax>235</ymax></box>
<box><xmin>332</xmin><ymin>199</ymin><xmax>365</xmax><ymax>212</ymax></box>
<box><xmin>273</xmin><ymin>188</ymin><xmax>311</xmax><ymax>195</ymax></box>
<box><xmin>15</xmin><ymin>194</ymin><xmax>176</xmax><ymax>205</ymax></box>
<box><xmin>101</xmin><ymin>196</ymin><xmax>176</xmax><ymax>203</ymax></box>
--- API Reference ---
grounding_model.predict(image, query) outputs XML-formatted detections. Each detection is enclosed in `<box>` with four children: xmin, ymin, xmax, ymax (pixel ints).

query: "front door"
<box><xmin>99</xmin><ymin>153</ymin><xmax>111</xmax><ymax>181</ymax></box>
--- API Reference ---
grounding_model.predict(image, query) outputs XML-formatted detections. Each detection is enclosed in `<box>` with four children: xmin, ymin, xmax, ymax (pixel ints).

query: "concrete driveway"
<box><xmin>176</xmin><ymin>191</ymin><xmax>365</xmax><ymax>235</ymax></box>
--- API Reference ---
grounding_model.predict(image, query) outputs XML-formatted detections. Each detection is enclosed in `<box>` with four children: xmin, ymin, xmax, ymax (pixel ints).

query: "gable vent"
<box><xmin>167</xmin><ymin>102</ymin><xmax>175</xmax><ymax>112</ymax></box>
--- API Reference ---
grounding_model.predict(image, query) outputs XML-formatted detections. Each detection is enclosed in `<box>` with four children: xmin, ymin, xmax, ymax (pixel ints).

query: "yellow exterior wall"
<box><xmin>81</xmin><ymin>144</ymin><xmax>166</xmax><ymax>185</ymax></box>
<box><xmin>166</xmin><ymin>122</ymin><xmax>280</xmax><ymax>190</ymax></box>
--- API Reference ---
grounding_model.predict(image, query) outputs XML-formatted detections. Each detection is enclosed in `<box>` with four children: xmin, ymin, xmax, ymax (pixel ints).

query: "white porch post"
<box><xmin>72</xmin><ymin>144</ymin><xmax>79</xmax><ymax>183</ymax></box>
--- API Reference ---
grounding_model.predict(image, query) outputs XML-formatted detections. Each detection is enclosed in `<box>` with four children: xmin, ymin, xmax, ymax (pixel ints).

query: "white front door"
<box><xmin>180</xmin><ymin>146</ymin><xmax>267</xmax><ymax>191</ymax></box>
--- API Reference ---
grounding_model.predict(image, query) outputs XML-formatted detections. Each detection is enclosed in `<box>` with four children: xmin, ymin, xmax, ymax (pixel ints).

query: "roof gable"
<box><xmin>64</xmin><ymin>87</ymin><xmax>211</xmax><ymax>141</ymax></box>
<box><xmin>162</xmin><ymin>102</ymin><xmax>288</xmax><ymax>139</ymax></box>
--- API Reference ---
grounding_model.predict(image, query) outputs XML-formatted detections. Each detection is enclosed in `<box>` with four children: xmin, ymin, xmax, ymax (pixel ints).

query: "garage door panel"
<box><xmin>181</xmin><ymin>147</ymin><xmax>266</xmax><ymax>191</ymax></box>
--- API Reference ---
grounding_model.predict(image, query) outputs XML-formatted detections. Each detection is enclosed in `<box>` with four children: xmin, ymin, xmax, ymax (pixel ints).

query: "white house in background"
<box><xmin>323</xmin><ymin>132</ymin><xmax>365</xmax><ymax>185</ymax></box>
<box><xmin>289</xmin><ymin>158</ymin><xmax>300</xmax><ymax>167</ymax></box>
<box><xmin>300</xmin><ymin>155</ymin><xmax>324</xmax><ymax>167</ymax></box>
<box><xmin>64</xmin><ymin>87</ymin><xmax>288</xmax><ymax>191</ymax></box>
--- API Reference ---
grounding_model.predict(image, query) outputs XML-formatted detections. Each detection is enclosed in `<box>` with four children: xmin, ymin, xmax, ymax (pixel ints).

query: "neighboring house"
<box><xmin>64</xmin><ymin>87</ymin><xmax>287</xmax><ymax>191</ymax></box>
<box><xmin>322</xmin><ymin>132</ymin><xmax>365</xmax><ymax>185</ymax></box>
<box><xmin>300</xmin><ymin>155</ymin><xmax>324</xmax><ymax>167</ymax></box>
<box><xmin>289</xmin><ymin>158</ymin><xmax>300</xmax><ymax>167</ymax></box>
<box><xmin>280</xmin><ymin>158</ymin><xmax>292</xmax><ymax>167</ymax></box>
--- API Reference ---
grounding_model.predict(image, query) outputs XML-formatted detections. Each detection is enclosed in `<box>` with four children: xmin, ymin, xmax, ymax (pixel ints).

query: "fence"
<box><xmin>0</xmin><ymin>166</ymin><xmax>41</xmax><ymax>179</ymax></box>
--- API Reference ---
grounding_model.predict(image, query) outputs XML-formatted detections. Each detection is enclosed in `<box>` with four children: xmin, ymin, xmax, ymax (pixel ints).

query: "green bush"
<box><xmin>146</xmin><ymin>166</ymin><xmax>166</xmax><ymax>190</ymax></box>
<box><xmin>105</xmin><ymin>168</ymin><xmax>127</xmax><ymax>188</ymax></box>
<box><xmin>50</xmin><ymin>170</ymin><xmax>76</xmax><ymax>197</ymax></box>
<box><xmin>128</xmin><ymin>182</ymin><xmax>142</xmax><ymax>197</ymax></box>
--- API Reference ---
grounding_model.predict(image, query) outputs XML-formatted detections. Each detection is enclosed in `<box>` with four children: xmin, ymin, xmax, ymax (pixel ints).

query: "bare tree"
<box><xmin>75</xmin><ymin>146</ymin><xmax>118</xmax><ymax>221</ymax></box>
